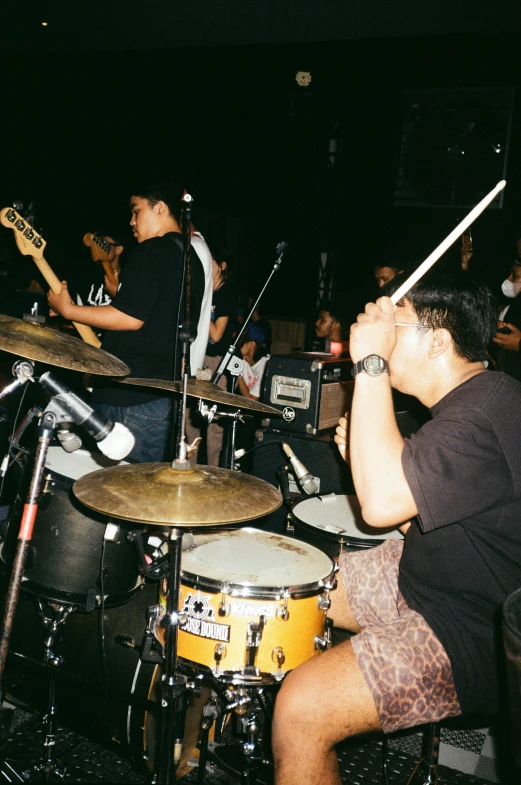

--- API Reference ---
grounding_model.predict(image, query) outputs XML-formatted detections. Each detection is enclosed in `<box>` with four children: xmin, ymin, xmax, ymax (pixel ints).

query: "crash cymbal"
<box><xmin>118</xmin><ymin>377</ymin><xmax>281</xmax><ymax>416</ymax></box>
<box><xmin>73</xmin><ymin>463</ymin><xmax>282</xmax><ymax>526</ymax></box>
<box><xmin>0</xmin><ymin>315</ymin><xmax>130</xmax><ymax>376</ymax></box>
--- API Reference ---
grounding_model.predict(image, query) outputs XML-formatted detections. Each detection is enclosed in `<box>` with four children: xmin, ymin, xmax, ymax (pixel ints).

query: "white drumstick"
<box><xmin>390</xmin><ymin>179</ymin><xmax>506</xmax><ymax>305</ymax></box>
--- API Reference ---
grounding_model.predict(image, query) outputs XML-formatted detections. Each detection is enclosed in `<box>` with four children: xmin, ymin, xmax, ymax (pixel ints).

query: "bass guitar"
<box><xmin>0</xmin><ymin>207</ymin><xmax>101</xmax><ymax>347</ymax></box>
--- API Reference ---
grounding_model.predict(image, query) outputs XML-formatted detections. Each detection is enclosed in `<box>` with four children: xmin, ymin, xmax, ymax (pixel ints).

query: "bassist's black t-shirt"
<box><xmin>399</xmin><ymin>371</ymin><xmax>521</xmax><ymax>716</ymax></box>
<box><xmin>92</xmin><ymin>232</ymin><xmax>204</xmax><ymax>406</ymax></box>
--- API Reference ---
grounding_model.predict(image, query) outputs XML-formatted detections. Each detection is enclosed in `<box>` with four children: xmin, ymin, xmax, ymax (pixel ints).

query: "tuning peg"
<box><xmin>25</xmin><ymin>202</ymin><xmax>36</xmax><ymax>225</ymax></box>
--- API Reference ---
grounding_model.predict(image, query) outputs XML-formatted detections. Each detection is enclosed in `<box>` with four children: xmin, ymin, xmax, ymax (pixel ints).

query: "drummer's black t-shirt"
<box><xmin>399</xmin><ymin>371</ymin><xmax>521</xmax><ymax>716</ymax></box>
<box><xmin>91</xmin><ymin>233</ymin><xmax>204</xmax><ymax>407</ymax></box>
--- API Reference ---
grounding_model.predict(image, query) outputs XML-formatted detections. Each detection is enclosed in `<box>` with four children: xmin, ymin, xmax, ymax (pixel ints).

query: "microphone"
<box><xmin>39</xmin><ymin>372</ymin><xmax>135</xmax><ymax>461</ymax></box>
<box><xmin>56</xmin><ymin>425</ymin><xmax>82</xmax><ymax>454</ymax></box>
<box><xmin>281</xmin><ymin>443</ymin><xmax>319</xmax><ymax>495</ymax></box>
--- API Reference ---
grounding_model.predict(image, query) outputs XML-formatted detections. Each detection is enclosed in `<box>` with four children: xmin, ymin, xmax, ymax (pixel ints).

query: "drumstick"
<box><xmin>390</xmin><ymin>179</ymin><xmax>506</xmax><ymax>305</ymax></box>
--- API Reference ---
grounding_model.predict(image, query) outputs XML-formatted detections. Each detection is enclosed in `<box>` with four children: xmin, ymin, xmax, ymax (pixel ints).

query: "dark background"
<box><xmin>1</xmin><ymin>16</ymin><xmax>520</xmax><ymax>328</ymax></box>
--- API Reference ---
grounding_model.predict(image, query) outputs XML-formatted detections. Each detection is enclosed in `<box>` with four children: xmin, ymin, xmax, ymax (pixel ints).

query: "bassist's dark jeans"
<box><xmin>93</xmin><ymin>398</ymin><xmax>172</xmax><ymax>463</ymax></box>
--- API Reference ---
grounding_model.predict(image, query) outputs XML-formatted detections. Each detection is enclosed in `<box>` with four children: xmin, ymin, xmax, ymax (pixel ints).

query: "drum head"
<box><xmin>45</xmin><ymin>446</ymin><xmax>129</xmax><ymax>480</ymax></box>
<box><xmin>293</xmin><ymin>494</ymin><xmax>403</xmax><ymax>546</ymax></box>
<box><xmin>181</xmin><ymin>527</ymin><xmax>333</xmax><ymax>595</ymax></box>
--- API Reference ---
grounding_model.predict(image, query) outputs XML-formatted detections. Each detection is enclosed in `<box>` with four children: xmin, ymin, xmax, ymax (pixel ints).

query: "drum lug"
<box><xmin>314</xmin><ymin>617</ymin><xmax>334</xmax><ymax>652</ymax></box>
<box><xmin>219</xmin><ymin>584</ymin><xmax>231</xmax><ymax>617</ymax></box>
<box><xmin>271</xmin><ymin>646</ymin><xmax>285</xmax><ymax>679</ymax></box>
<box><xmin>214</xmin><ymin>643</ymin><xmax>227</xmax><ymax>674</ymax></box>
<box><xmin>276</xmin><ymin>592</ymin><xmax>290</xmax><ymax>621</ymax></box>
<box><xmin>317</xmin><ymin>594</ymin><xmax>331</xmax><ymax>611</ymax></box>
<box><xmin>245</xmin><ymin>616</ymin><xmax>266</xmax><ymax>669</ymax></box>
<box><xmin>314</xmin><ymin>635</ymin><xmax>328</xmax><ymax>652</ymax></box>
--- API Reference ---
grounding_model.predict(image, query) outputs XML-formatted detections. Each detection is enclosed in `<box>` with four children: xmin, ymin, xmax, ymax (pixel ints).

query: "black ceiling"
<box><xmin>1</xmin><ymin>0</ymin><xmax>519</xmax><ymax>54</ymax></box>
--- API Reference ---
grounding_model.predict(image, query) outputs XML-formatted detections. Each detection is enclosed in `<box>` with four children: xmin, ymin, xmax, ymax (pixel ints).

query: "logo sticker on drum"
<box><xmin>230</xmin><ymin>600</ymin><xmax>275</xmax><ymax>618</ymax></box>
<box><xmin>282</xmin><ymin>407</ymin><xmax>295</xmax><ymax>422</ymax></box>
<box><xmin>181</xmin><ymin>591</ymin><xmax>231</xmax><ymax>642</ymax></box>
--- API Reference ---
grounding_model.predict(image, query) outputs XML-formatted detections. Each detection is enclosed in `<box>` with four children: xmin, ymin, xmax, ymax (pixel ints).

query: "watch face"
<box><xmin>363</xmin><ymin>355</ymin><xmax>385</xmax><ymax>375</ymax></box>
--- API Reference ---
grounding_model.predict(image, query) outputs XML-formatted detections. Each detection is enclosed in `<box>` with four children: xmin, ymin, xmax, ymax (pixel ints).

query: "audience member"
<box><xmin>374</xmin><ymin>262</ymin><xmax>404</xmax><ymax>289</ymax></box>
<box><xmin>492</xmin><ymin>236</ymin><xmax>521</xmax><ymax>381</ymax></box>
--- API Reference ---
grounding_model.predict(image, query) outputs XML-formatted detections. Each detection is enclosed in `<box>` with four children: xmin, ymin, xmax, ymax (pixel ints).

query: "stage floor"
<box><xmin>0</xmin><ymin>705</ymin><xmax>510</xmax><ymax>784</ymax></box>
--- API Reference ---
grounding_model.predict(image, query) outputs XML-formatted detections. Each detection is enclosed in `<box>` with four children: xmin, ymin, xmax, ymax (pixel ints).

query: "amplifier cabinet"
<box><xmin>262</xmin><ymin>353</ymin><xmax>353</xmax><ymax>435</ymax></box>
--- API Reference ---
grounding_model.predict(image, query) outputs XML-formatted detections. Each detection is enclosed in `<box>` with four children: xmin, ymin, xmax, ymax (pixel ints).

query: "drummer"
<box><xmin>271</xmin><ymin>269</ymin><xmax>521</xmax><ymax>784</ymax></box>
<box><xmin>48</xmin><ymin>181</ymin><xmax>205</xmax><ymax>463</ymax></box>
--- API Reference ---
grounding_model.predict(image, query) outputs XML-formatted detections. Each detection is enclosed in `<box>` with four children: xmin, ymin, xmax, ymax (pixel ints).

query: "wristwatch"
<box><xmin>351</xmin><ymin>354</ymin><xmax>390</xmax><ymax>378</ymax></box>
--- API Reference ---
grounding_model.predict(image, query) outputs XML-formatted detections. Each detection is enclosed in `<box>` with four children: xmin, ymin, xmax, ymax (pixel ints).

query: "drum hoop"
<box><xmin>41</xmin><ymin>468</ymin><xmax>73</xmax><ymax>492</ymax></box>
<box><xmin>180</xmin><ymin>566</ymin><xmax>336</xmax><ymax>600</ymax></box>
<box><xmin>292</xmin><ymin>518</ymin><xmax>386</xmax><ymax>547</ymax></box>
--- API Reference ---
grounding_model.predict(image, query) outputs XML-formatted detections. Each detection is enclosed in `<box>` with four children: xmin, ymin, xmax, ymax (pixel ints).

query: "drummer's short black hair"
<box><xmin>384</xmin><ymin>269</ymin><xmax>497</xmax><ymax>363</ymax></box>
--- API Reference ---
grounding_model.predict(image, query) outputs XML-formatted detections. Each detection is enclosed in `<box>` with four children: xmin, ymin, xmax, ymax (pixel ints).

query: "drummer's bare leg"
<box><xmin>271</xmin><ymin>639</ymin><xmax>381</xmax><ymax>785</ymax></box>
<box><xmin>272</xmin><ymin>569</ymin><xmax>375</xmax><ymax>784</ymax></box>
<box><xmin>328</xmin><ymin>564</ymin><xmax>362</xmax><ymax>632</ymax></box>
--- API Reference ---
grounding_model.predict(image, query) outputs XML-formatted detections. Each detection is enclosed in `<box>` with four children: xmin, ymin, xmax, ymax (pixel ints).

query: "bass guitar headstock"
<box><xmin>83</xmin><ymin>232</ymin><xmax>112</xmax><ymax>263</ymax></box>
<box><xmin>0</xmin><ymin>207</ymin><xmax>46</xmax><ymax>260</ymax></box>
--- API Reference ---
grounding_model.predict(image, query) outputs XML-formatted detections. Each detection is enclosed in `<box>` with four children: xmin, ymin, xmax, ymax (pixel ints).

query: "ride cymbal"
<box><xmin>73</xmin><ymin>463</ymin><xmax>282</xmax><ymax>526</ymax></box>
<box><xmin>0</xmin><ymin>316</ymin><xmax>130</xmax><ymax>376</ymax></box>
<box><xmin>117</xmin><ymin>377</ymin><xmax>281</xmax><ymax>415</ymax></box>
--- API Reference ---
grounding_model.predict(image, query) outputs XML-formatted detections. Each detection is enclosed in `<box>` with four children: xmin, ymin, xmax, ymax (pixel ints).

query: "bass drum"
<box><xmin>1</xmin><ymin>447</ymin><xmax>142</xmax><ymax>609</ymax></box>
<box><xmin>290</xmin><ymin>494</ymin><xmax>403</xmax><ymax>559</ymax></box>
<box><xmin>7</xmin><ymin>580</ymin><xmax>209</xmax><ymax>778</ymax></box>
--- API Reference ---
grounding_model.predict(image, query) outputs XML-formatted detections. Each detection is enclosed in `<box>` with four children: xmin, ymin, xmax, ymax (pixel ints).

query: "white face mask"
<box><xmin>501</xmin><ymin>279</ymin><xmax>521</xmax><ymax>298</ymax></box>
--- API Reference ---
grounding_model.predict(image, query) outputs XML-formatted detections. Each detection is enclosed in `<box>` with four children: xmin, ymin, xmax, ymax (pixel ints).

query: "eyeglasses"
<box><xmin>394</xmin><ymin>323</ymin><xmax>429</xmax><ymax>328</ymax></box>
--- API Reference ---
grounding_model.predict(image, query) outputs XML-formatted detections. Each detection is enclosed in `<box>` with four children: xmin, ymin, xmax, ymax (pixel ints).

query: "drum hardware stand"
<box><xmin>157</xmin><ymin>528</ymin><xmax>189</xmax><ymax>785</ymax></box>
<box><xmin>0</xmin><ymin>362</ymin><xmax>35</xmax><ymax>404</ymax></box>
<box><xmin>196</xmin><ymin>682</ymin><xmax>276</xmax><ymax>785</ymax></box>
<box><xmin>196</xmin><ymin>369</ymin><xmax>255</xmax><ymax>471</ymax></box>
<box><xmin>28</xmin><ymin>600</ymin><xmax>75</xmax><ymax>781</ymax></box>
<box><xmin>0</xmin><ymin>367</ymin><xmax>105</xmax><ymax>782</ymax></box>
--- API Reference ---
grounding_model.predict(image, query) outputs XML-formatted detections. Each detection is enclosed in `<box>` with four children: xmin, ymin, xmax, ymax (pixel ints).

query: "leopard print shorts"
<box><xmin>338</xmin><ymin>540</ymin><xmax>461</xmax><ymax>733</ymax></box>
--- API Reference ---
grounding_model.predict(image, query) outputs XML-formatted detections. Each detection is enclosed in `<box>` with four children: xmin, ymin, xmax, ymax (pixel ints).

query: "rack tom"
<box><xmin>291</xmin><ymin>494</ymin><xmax>403</xmax><ymax>559</ymax></box>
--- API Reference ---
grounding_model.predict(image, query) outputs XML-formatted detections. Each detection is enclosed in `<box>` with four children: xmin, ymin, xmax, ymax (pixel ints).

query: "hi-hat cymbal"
<box><xmin>73</xmin><ymin>463</ymin><xmax>282</xmax><ymax>526</ymax></box>
<box><xmin>118</xmin><ymin>377</ymin><xmax>281</xmax><ymax>416</ymax></box>
<box><xmin>0</xmin><ymin>316</ymin><xmax>130</xmax><ymax>376</ymax></box>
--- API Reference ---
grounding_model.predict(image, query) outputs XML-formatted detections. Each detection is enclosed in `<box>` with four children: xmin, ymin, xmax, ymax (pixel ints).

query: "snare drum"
<box><xmin>291</xmin><ymin>494</ymin><xmax>403</xmax><ymax>559</ymax></box>
<box><xmin>1</xmin><ymin>446</ymin><xmax>142</xmax><ymax>609</ymax></box>
<box><xmin>155</xmin><ymin>528</ymin><xmax>336</xmax><ymax>684</ymax></box>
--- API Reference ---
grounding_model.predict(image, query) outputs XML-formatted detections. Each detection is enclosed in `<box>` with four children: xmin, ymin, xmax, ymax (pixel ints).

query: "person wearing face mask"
<box><xmin>492</xmin><ymin>238</ymin><xmax>521</xmax><ymax>381</ymax></box>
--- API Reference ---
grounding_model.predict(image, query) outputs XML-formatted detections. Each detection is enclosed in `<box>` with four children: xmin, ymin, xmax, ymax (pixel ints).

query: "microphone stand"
<box><xmin>211</xmin><ymin>240</ymin><xmax>287</xmax><ymax>387</ymax></box>
<box><xmin>156</xmin><ymin>192</ymin><xmax>196</xmax><ymax>784</ymax></box>
<box><xmin>210</xmin><ymin>241</ymin><xmax>287</xmax><ymax>469</ymax></box>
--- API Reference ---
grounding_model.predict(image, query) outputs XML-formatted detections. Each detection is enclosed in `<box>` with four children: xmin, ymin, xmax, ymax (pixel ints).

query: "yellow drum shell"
<box><xmin>155</xmin><ymin>528</ymin><xmax>335</xmax><ymax>680</ymax></box>
<box><xmin>158</xmin><ymin>582</ymin><xmax>328</xmax><ymax>677</ymax></box>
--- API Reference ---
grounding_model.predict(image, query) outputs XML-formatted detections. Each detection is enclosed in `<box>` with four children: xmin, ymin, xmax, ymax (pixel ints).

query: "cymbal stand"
<box><xmin>0</xmin><ymin>369</ymin><xmax>101</xmax><ymax>782</ymax></box>
<box><xmin>31</xmin><ymin>601</ymin><xmax>74</xmax><ymax>781</ymax></box>
<box><xmin>158</xmin><ymin>344</ymin><xmax>193</xmax><ymax>780</ymax></box>
<box><xmin>197</xmin><ymin>401</ymin><xmax>254</xmax><ymax>471</ymax></box>
<box><xmin>0</xmin><ymin>406</ymin><xmax>55</xmax><ymax>690</ymax></box>
<box><xmin>158</xmin><ymin>527</ymin><xmax>187</xmax><ymax>785</ymax></box>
